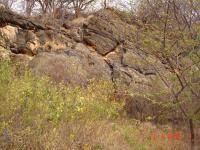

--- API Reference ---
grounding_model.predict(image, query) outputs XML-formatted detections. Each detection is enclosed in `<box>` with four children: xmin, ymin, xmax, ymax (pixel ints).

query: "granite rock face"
<box><xmin>29</xmin><ymin>44</ymin><xmax>112</xmax><ymax>86</ymax></box>
<box><xmin>0</xmin><ymin>8</ymin><xmax>167</xmax><ymax>90</ymax></box>
<box><xmin>83</xmin><ymin>10</ymin><xmax>136</xmax><ymax>55</ymax></box>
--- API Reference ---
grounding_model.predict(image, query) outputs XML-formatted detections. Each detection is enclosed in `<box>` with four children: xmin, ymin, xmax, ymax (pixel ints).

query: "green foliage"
<box><xmin>0</xmin><ymin>60</ymin><xmax>122</xmax><ymax>149</ymax></box>
<box><xmin>0</xmin><ymin>60</ymin><xmax>188</xmax><ymax>150</ymax></box>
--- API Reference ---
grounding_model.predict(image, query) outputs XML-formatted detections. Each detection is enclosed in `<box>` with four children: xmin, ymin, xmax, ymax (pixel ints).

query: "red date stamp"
<box><xmin>150</xmin><ymin>132</ymin><xmax>182</xmax><ymax>140</ymax></box>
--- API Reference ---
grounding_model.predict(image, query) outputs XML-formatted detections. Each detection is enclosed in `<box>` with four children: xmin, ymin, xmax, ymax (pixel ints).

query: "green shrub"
<box><xmin>0</xmin><ymin>60</ymin><xmax>122</xmax><ymax>149</ymax></box>
<box><xmin>0</xmin><ymin>60</ymin><xmax>190</xmax><ymax>150</ymax></box>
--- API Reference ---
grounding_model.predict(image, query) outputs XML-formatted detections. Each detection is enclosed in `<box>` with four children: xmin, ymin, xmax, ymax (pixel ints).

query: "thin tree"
<box><xmin>70</xmin><ymin>0</ymin><xmax>95</xmax><ymax>18</ymax></box>
<box><xmin>25</xmin><ymin>0</ymin><xmax>36</xmax><ymax>16</ymax></box>
<box><xmin>135</xmin><ymin>0</ymin><xmax>200</xmax><ymax>149</ymax></box>
<box><xmin>0</xmin><ymin>0</ymin><xmax>16</xmax><ymax>9</ymax></box>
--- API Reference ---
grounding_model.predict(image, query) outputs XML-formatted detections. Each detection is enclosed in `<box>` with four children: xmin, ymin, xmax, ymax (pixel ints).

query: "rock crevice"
<box><xmin>0</xmin><ymin>8</ymin><xmax>167</xmax><ymax>91</ymax></box>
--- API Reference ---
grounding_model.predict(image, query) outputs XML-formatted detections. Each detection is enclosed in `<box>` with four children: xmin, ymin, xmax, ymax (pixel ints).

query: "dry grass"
<box><xmin>0</xmin><ymin>60</ymin><xmax>195</xmax><ymax>150</ymax></box>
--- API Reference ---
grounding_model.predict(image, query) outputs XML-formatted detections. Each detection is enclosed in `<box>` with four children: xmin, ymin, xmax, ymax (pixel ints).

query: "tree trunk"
<box><xmin>26</xmin><ymin>5</ymin><xmax>32</xmax><ymax>16</ymax></box>
<box><xmin>189</xmin><ymin>119</ymin><xmax>195</xmax><ymax>150</ymax></box>
<box><xmin>75</xmin><ymin>7</ymin><xmax>81</xmax><ymax>18</ymax></box>
<box><xmin>104</xmin><ymin>0</ymin><xmax>107</xmax><ymax>9</ymax></box>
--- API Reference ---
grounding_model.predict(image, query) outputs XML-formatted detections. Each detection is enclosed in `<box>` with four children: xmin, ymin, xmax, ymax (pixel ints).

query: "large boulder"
<box><xmin>0</xmin><ymin>25</ymin><xmax>18</xmax><ymax>44</ymax></box>
<box><xmin>0</xmin><ymin>25</ymin><xmax>40</xmax><ymax>56</ymax></box>
<box><xmin>83</xmin><ymin>9</ymin><xmax>136</xmax><ymax>55</ymax></box>
<box><xmin>0</xmin><ymin>25</ymin><xmax>18</xmax><ymax>59</ymax></box>
<box><xmin>29</xmin><ymin>43</ymin><xmax>111</xmax><ymax>86</ymax></box>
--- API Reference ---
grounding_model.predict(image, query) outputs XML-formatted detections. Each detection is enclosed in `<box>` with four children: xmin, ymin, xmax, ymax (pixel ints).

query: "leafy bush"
<box><xmin>0</xmin><ymin>60</ymin><xmax>191</xmax><ymax>150</ymax></box>
<box><xmin>0</xmin><ymin>60</ymin><xmax>122</xmax><ymax>149</ymax></box>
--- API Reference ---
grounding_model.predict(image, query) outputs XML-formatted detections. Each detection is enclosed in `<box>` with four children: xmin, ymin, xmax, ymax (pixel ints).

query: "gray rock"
<box><xmin>29</xmin><ymin>45</ymin><xmax>111</xmax><ymax>86</ymax></box>
<box><xmin>83</xmin><ymin>10</ymin><xmax>135</xmax><ymax>55</ymax></box>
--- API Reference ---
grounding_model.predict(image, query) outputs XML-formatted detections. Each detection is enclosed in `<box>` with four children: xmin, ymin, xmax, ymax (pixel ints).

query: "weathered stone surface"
<box><xmin>0</xmin><ymin>25</ymin><xmax>18</xmax><ymax>44</ymax></box>
<box><xmin>122</xmin><ymin>50</ymin><xmax>156</xmax><ymax>76</ymax></box>
<box><xmin>0</xmin><ymin>7</ymin><xmax>45</xmax><ymax>30</ymax></box>
<box><xmin>83</xmin><ymin>9</ymin><xmax>136</xmax><ymax>55</ymax></box>
<box><xmin>0</xmin><ymin>25</ymin><xmax>18</xmax><ymax>59</ymax></box>
<box><xmin>29</xmin><ymin>44</ymin><xmax>111</xmax><ymax>86</ymax></box>
<box><xmin>0</xmin><ymin>8</ymin><xmax>167</xmax><ymax>92</ymax></box>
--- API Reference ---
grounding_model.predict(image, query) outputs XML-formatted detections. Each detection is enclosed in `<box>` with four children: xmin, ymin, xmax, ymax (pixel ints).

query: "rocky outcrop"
<box><xmin>0</xmin><ymin>25</ymin><xmax>17</xmax><ymax>59</ymax></box>
<box><xmin>29</xmin><ymin>43</ymin><xmax>111</xmax><ymax>86</ymax></box>
<box><xmin>79</xmin><ymin>10</ymin><xmax>165</xmax><ymax>89</ymax></box>
<box><xmin>0</xmin><ymin>8</ymin><xmax>173</xmax><ymax>120</ymax></box>
<box><xmin>0</xmin><ymin>7</ymin><xmax>45</xmax><ymax>30</ymax></box>
<box><xmin>0</xmin><ymin>8</ymin><xmax>167</xmax><ymax>92</ymax></box>
<box><xmin>83</xmin><ymin>10</ymin><xmax>136</xmax><ymax>55</ymax></box>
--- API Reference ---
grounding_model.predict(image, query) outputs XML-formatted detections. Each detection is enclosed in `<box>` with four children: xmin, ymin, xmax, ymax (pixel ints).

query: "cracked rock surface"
<box><xmin>0</xmin><ymin>8</ymin><xmax>167</xmax><ymax>91</ymax></box>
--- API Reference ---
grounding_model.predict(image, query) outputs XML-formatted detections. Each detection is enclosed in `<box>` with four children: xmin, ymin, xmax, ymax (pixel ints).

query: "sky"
<box><xmin>7</xmin><ymin>0</ymin><xmax>138</xmax><ymax>15</ymax></box>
